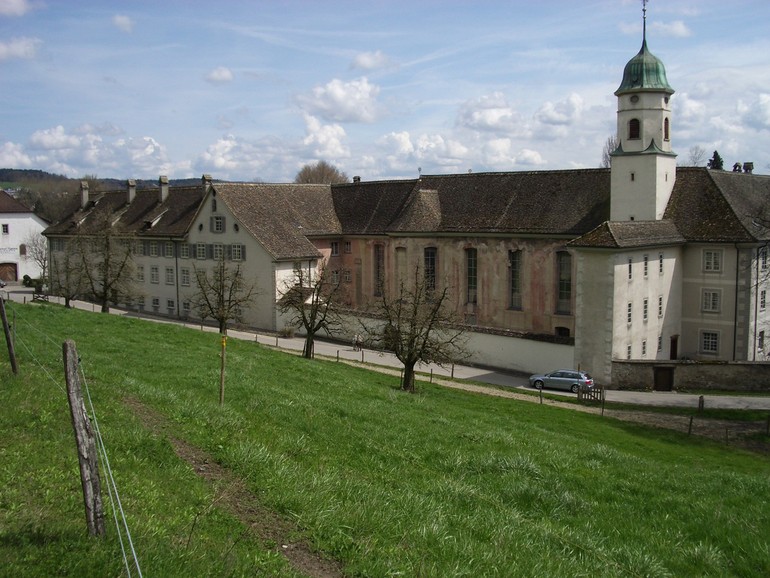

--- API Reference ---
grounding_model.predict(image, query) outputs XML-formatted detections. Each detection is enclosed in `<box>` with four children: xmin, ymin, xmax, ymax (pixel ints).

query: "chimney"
<box><xmin>159</xmin><ymin>175</ymin><xmax>169</xmax><ymax>203</ymax></box>
<box><xmin>127</xmin><ymin>179</ymin><xmax>136</xmax><ymax>204</ymax></box>
<box><xmin>80</xmin><ymin>180</ymin><xmax>89</xmax><ymax>209</ymax></box>
<box><xmin>353</xmin><ymin>175</ymin><xmax>361</xmax><ymax>183</ymax></box>
<box><xmin>202</xmin><ymin>173</ymin><xmax>213</xmax><ymax>193</ymax></box>
<box><xmin>743</xmin><ymin>162</ymin><xmax>754</xmax><ymax>174</ymax></box>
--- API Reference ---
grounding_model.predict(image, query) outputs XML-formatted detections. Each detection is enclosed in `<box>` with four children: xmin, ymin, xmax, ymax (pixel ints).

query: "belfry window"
<box><xmin>664</xmin><ymin>117</ymin><xmax>670</xmax><ymax>141</ymax></box>
<box><xmin>628</xmin><ymin>118</ymin><xmax>640</xmax><ymax>140</ymax></box>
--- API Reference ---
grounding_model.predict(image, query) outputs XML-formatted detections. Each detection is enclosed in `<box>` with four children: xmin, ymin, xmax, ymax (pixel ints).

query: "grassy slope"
<box><xmin>2</xmin><ymin>302</ymin><xmax>769</xmax><ymax>577</ymax></box>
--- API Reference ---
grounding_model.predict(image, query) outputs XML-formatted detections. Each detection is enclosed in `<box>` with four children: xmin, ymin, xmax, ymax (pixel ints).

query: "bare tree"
<box><xmin>294</xmin><ymin>160</ymin><xmax>350</xmax><ymax>184</ymax></box>
<box><xmin>278</xmin><ymin>261</ymin><xmax>344</xmax><ymax>358</ymax></box>
<box><xmin>601</xmin><ymin>135</ymin><xmax>620</xmax><ymax>168</ymax></box>
<box><xmin>192</xmin><ymin>257</ymin><xmax>257</xmax><ymax>334</ymax></box>
<box><xmin>49</xmin><ymin>242</ymin><xmax>86</xmax><ymax>308</ymax></box>
<box><xmin>685</xmin><ymin>145</ymin><xmax>707</xmax><ymax>167</ymax></box>
<box><xmin>75</xmin><ymin>214</ymin><xmax>138</xmax><ymax>313</ymax></box>
<box><xmin>363</xmin><ymin>265</ymin><xmax>468</xmax><ymax>392</ymax></box>
<box><xmin>23</xmin><ymin>232</ymin><xmax>48</xmax><ymax>284</ymax></box>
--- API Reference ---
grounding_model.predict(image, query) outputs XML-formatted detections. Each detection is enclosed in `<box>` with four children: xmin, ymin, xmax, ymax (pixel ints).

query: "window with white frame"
<box><xmin>657</xmin><ymin>335</ymin><xmax>662</xmax><ymax>352</ymax></box>
<box><xmin>659</xmin><ymin>252</ymin><xmax>664</xmax><ymax>274</ymax></box>
<box><xmin>703</xmin><ymin>250</ymin><xmax>722</xmax><ymax>273</ymax></box>
<box><xmin>213</xmin><ymin>243</ymin><xmax>224</xmax><ymax>261</ymax></box>
<box><xmin>1</xmin><ymin>224</ymin><xmax>8</xmax><ymax>234</ymax></box>
<box><xmin>167</xmin><ymin>299</ymin><xmax>175</xmax><ymax>311</ymax></box>
<box><xmin>180</xmin><ymin>244</ymin><xmax>190</xmax><ymax>259</ymax></box>
<box><xmin>626</xmin><ymin>344</ymin><xmax>632</xmax><ymax>359</ymax></box>
<box><xmin>331</xmin><ymin>270</ymin><xmax>340</xmax><ymax>285</ymax></box>
<box><xmin>196</xmin><ymin>243</ymin><xmax>206</xmax><ymax>259</ymax></box>
<box><xmin>643</xmin><ymin>298</ymin><xmax>648</xmax><ymax>321</ymax></box>
<box><xmin>643</xmin><ymin>255</ymin><xmax>649</xmax><ymax>278</ymax></box>
<box><xmin>344</xmin><ymin>241</ymin><xmax>352</xmax><ymax>254</ymax></box>
<box><xmin>150</xmin><ymin>266</ymin><xmax>159</xmax><ymax>284</ymax></box>
<box><xmin>331</xmin><ymin>241</ymin><xmax>339</xmax><ymax>256</ymax></box>
<box><xmin>759</xmin><ymin>330</ymin><xmax>765</xmax><ymax>351</ymax></box>
<box><xmin>181</xmin><ymin>268</ymin><xmax>190</xmax><ymax>286</ymax></box>
<box><xmin>702</xmin><ymin>289</ymin><xmax>721</xmax><ymax>312</ymax></box>
<box><xmin>760</xmin><ymin>246</ymin><xmax>768</xmax><ymax>270</ymax></box>
<box><xmin>343</xmin><ymin>269</ymin><xmax>351</xmax><ymax>283</ymax></box>
<box><xmin>628</xmin><ymin>258</ymin><xmax>633</xmax><ymax>280</ymax></box>
<box><xmin>658</xmin><ymin>295</ymin><xmax>663</xmax><ymax>318</ymax></box>
<box><xmin>183</xmin><ymin>301</ymin><xmax>191</xmax><ymax>313</ymax></box>
<box><xmin>761</xmin><ymin>290</ymin><xmax>766</xmax><ymax>310</ymax></box>
<box><xmin>700</xmin><ymin>331</ymin><xmax>719</xmax><ymax>354</ymax></box>
<box><xmin>136</xmin><ymin>241</ymin><xmax>145</xmax><ymax>256</ymax></box>
<box><xmin>212</xmin><ymin>215</ymin><xmax>224</xmax><ymax>233</ymax></box>
<box><xmin>231</xmin><ymin>244</ymin><xmax>243</xmax><ymax>261</ymax></box>
<box><xmin>137</xmin><ymin>297</ymin><xmax>145</xmax><ymax>310</ymax></box>
<box><xmin>152</xmin><ymin>297</ymin><xmax>160</xmax><ymax>309</ymax></box>
<box><xmin>165</xmin><ymin>267</ymin><xmax>174</xmax><ymax>285</ymax></box>
<box><xmin>149</xmin><ymin>241</ymin><xmax>159</xmax><ymax>257</ymax></box>
<box><xmin>165</xmin><ymin>241</ymin><xmax>174</xmax><ymax>257</ymax></box>
<box><xmin>136</xmin><ymin>266</ymin><xmax>144</xmax><ymax>282</ymax></box>
<box><xmin>627</xmin><ymin>302</ymin><xmax>632</xmax><ymax>324</ymax></box>
<box><xmin>642</xmin><ymin>340</ymin><xmax>647</xmax><ymax>357</ymax></box>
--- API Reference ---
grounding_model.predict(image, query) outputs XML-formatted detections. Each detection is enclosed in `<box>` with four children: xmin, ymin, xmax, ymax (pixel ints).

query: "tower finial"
<box><xmin>642</xmin><ymin>0</ymin><xmax>648</xmax><ymax>42</ymax></box>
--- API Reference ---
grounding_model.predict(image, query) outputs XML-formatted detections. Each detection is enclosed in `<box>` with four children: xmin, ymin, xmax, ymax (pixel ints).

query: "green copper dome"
<box><xmin>615</xmin><ymin>38</ymin><xmax>674</xmax><ymax>96</ymax></box>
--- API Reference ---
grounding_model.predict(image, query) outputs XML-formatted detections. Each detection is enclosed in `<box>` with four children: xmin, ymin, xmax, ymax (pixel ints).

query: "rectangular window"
<box><xmin>183</xmin><ymin>301</ymin><xmax>191</xmax><ymax>313</ymax></box>
<box><xmin>627</xmin><ymin>302</ymin><xmax>632</xmax><ymax>324</ymax></box>
<box><xmin>149</xmin><ymin>241</ymin><xmax>159</xmax><ymax>257</ymax></box>
<box><xmin>556</xmin><ymin>252</ymin><xmax>572</xmax><ymax>314</ymax></box>
<box><xmin>196</xmin><ymin>243</ymin><xmax>206</xmax><ymax>260</ymax></box>
<box><xmin>331</xmin><ymin>270</ymin><xmax>340</xmax><ymax>285</ymax></box>
<box><xmin>658</xmin><ymin>295</ymin><xmax>663</xmax><ymax>318</ymax></box>
<box><xmin>165</xmin><ymin>241</ymin><xmax>174</xmax><ymax>258</ymax></box>
<box><xmin>643</xmin><ymin>255</ymin><xmax>649</xmax><ymax>278</ymax></box>
<box><xmin>343</xmin><ymin>269</ymin><xmax>352</xmax><ymax>283</ymax></box>
<box><xmin>136</xmin><ymin>241</ymin><xmax>146</xmax><ymax>257</ymax></box>
<box><xmin>658</xmin><ymin>335</ymin><xmax>662</xmax><ymax>352</ymax></box>
<box><xmin>152</xmin><ymin>297</ymin><xmax>160</xmax><ymax>309</ymax></box>
<box><xmin>759</xmin><ymin>331</ymin><xmax>765</xmax><ymax>351</ymax></box>
<box><xmin>760</xmin><ymin>246</ymin><xmax>768</xmax><ymax>270</ymax></box>
<box><xmin>137</xmin><ymin>297</ymin><xmax>145</xmax><ymax>310</ymax></box>
<box><xmin>466</xmin><ymin>248</ymin><xmax>478</xmax><ymax>304</ymax></box>
<box><xmin>424</xmin><ymin>247</ymin><xmax>437</xmax><ymax>292</ymax></box>
<box><xmin>181</xmin><ymin>267</ymin><xmax>190</xmax><ymax>287</ymax></box>
<box><xmin>642</xmin><ymin>340</ymin><xmax>647</xmax><ymax>357</ymax></box>
<box><xmin>659</xmin><ymin>252</ymin><xmax>664</xmax><ymax>274</ymax></box>
<box><xmin>137</xmin><ymin>266</ymin><xmax>145</xmax><ymax>282</ymax></box>
<box><xmin>702</xmin><ymin>289</ymin><xmax>721</xmax><ymax>312</ymax></box>
<box><xmin>761</xmin><ymin>290</ymin><xmax>766</xmax><ymax>310</ymax></box>
<box><xmin>509</xmin><ymin>250</ymin><xmax>522</xmax><ymax>309</ymax></box>
<box><xmin>1</xmin><ymin>224</ymin><xmax>8</xmax><ymax>234</ymax></box>
<box><xmin>701</xmin><ymin>331</ymin><xmax>719</xmax><ymax>354</ymax></box>
<box><xmin>212</xmin><ymin>216</ymin><xmax>225</xmax><ymax>233</ymax></box>
<box><xmin>213</xmin><ymin>243</ymin><xmax>224</xmax><ymax>261</ymax></box>
<box><xmin>643</xmin><ymin>298</ymin><xmax>648</xmax><ymax>321</ymax></box>
<box><xmin>373</xmin><ymin>245</ymin><xmax>385</xmax><ymax>296</ymax></box>
<box><xmin>331</xmin><ymin>241</ymin><xmax>340</xmax><ymax>256</ymax></box>
<box><xmin>180</xmin><ymin>244</ymin><xmax>190</xmax><ymax>259</ymax></box>
<box><xmin>167</xmin><ymin>299</ymin><xmax>175</xmax><ymax>311</ymax></box>
<box><xmin>231</xmin><ymin>244</ymin><xmax>243</xmax><ymax>261</ymax></box>
<box><xmin>344</xmin><ymin>241</ymin><xmax>352</xmax><ymax>254</ymax></box>
<box><xmin>150</xmin><ymin>266</ymin><xmax>159</xmax><ymax>284</ymax></box>
<box><xmin>703</xmin><ymin>250</ymin><xmax>722</xmax><ymax>272</ymax></box>
<box><xmin>626</xmin><ymin>344</ymin><xmax>632</xmax><ymax>360</ymax></box>
<box><xmin>165</xmin><ymin>267</ymin><xmax>174</xmax><ymax>285</ymax></box>
<box><xmin>628</xmin><ymin>258</ymin><xmax>633</xmax><ymax>280</ymax></box>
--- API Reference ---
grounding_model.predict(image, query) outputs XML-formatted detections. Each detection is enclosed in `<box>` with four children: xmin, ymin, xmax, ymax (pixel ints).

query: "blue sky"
<box><xmin>1</xmin><ymin>0</ymin><xmax>769</xmax><ymax>182</ymax></box>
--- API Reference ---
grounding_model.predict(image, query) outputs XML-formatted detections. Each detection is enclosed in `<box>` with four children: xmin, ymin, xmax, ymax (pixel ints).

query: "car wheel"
<box><xmin>570</xmin><ymin>384</ymin><xmax>579</xmax><ymax>393</ymax></box>
<box><xmin>533</xmin><ymin>380</ymin><xmax>544</xmax><ymax>389</ymax></box>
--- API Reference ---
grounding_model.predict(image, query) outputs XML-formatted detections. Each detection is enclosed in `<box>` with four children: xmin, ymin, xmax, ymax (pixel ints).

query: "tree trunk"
<box><xmin>303</xmin><ymin>334</ymin><xmax>314</xmax><ymax>359</ymax></box>
<box><xmin>402</xmin><ymin>362</ymin><xmax>416</xmax><ymax>392</ymax></box>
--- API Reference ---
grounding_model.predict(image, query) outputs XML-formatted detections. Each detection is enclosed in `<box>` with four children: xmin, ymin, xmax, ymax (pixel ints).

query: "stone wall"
<box><xmin>611</xmin><ymin>360</ymin><xmax>770</xmax><ymax>392</ymax></box>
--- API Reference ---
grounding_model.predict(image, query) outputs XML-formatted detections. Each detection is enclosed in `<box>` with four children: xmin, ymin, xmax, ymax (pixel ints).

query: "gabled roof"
<box><xmin>43</xmin><ymin>185</ymin><xmax>205</xmax><ymax>238</ymax></box>
<box><xmin>331</xmin><ymin>179</ymin><xmax>417</xmax><ymax>235</ymax></box>
<box><xmin>664</xmin><ymin>167</ymin><xmax>770</xmax><ymax>243</ymax></box>
<box><xmin>569</xmin><ymin>220</ymin><xmax>685</xmax><ymax>249</ymax></box>
<box><xmin>0</xmin><ymin>190</ymin><xmax>34</xmax><ymax>214</ymax></box>
<box><xmin>213</xmin><ymin>183</ymin><xmax>338</xmax><ymax>261</ymax></box>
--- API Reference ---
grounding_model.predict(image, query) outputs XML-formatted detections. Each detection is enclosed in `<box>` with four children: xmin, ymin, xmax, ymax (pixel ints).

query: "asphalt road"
<box><xmin>4</xmin><ymin>286</ymin><xmax>770</xmax><ymax>411</ymax></box>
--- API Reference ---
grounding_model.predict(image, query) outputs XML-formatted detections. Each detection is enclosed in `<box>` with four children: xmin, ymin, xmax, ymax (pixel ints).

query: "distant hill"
<box><xmin>1</xmin><ymin>168</ymin><xmax>214</xmax><ymax>191</ymax></box>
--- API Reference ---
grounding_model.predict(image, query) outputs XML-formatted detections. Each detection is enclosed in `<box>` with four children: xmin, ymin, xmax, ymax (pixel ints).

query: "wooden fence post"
<box><xmin>1</xmin><ymin>297</ymin><xmax>18</xmax><ymax>375</ymax></box>
<box><xmin>63</xmin><ymin>340</ymin><xmax>105</xmax><ymax>537</ymax></box>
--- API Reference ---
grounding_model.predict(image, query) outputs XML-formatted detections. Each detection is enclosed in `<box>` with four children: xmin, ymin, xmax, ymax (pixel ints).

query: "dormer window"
<box><xmin>628</xmin><ymin>118</ymin><xmax>640</xmax><ymax>140</ymax></box>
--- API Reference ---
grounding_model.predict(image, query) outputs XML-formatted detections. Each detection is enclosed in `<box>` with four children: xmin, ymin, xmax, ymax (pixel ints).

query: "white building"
<box><xmin>0</xmin><ymin>190</ymin><xmax>49</xmax><ymax>283</ymax></box>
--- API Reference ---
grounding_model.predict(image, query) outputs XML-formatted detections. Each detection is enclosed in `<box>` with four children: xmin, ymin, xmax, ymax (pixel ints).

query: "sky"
<box><xmin>1</xmin><ymin>0</ymin><xmax>769</xmax><ymax>183</ymax></box>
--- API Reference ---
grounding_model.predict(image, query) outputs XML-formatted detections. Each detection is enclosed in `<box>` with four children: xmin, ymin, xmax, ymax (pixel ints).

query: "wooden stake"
<box><xmin>1</xmin><ymin>297</ymin><xmax>18</xmax><ymax>375</ymax></box>
<box><xmin>63</xmin><ymin>340</ymin><xmax>105</xmax><ymax>537</ymax></box>
<box><xmin>219</xmin><ymin>334</ymin><xmax>227</xmax><ymax>406</ymax></box>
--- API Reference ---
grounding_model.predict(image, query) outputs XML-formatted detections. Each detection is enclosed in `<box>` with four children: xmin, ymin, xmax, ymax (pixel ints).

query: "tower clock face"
<box><xmin>630</xmin><ymin>95</ymin><xmax>639</xmax><ymax>103</ymax></box>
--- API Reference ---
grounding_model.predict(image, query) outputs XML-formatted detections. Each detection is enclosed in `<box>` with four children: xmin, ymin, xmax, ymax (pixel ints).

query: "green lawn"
<box><xmin>2</xmin><ymin>302</ymin><xmax>769</xmax><ymax>577</ymax></box>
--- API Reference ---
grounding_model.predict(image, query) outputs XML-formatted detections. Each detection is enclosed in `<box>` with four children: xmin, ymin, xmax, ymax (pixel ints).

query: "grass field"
<box><xmin>2</xmin><ymin>301</ymin><xmax>770</xmax><ymax>577</ymax></box>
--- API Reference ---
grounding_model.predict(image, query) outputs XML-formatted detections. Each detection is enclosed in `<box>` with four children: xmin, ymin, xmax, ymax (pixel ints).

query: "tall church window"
<box><xmin>556</xmin><ymin>251</ymin><xmax>572</xmax><ymax>314</ymax></box>
<box><xmin>628</xmin><ymin>118</ymin><xmax>640</xmax><ymax>140</ymax></box>
<box><xmin>664</xmin><ymin>117</ymin><xmax>670</xmax><ymax>141</ymax></box>
<box><xmin>465</xmin><ymin>248</ymin><xmax>477</xmax><ymax>304</ymax></box>
<box><xmin>373</xmin><ymin>244</ymin><xmax>385</xmax><ymax>296</ymax></box>
<box><xmin>424</xmin><ymin>247</ymin><xmax>437</xmax><ymax>291</ymax></box>
<box><xmin>508</xmin><ymin>250</ymin><xmax>522</xmax><ymax>310</ymax></box>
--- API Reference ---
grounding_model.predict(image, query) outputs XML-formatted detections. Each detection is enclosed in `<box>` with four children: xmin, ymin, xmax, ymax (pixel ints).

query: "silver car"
<box><xmin>529</xmin><ymin>369</ymin><xmax>593</xmax><ymax>393</ymax></box>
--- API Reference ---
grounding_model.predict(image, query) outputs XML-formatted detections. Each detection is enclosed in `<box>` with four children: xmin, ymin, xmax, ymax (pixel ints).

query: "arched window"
<box><xmin>628</xmin><ymin>118</ymin><xmax>640</xmax><ymax>140</ymax></box>
<box><xmin>664</xmin><ymin>117</ymin><xmax>670</xmax><ymax>141</ymax></box>
<box><xmin>19</xmin><ymin>243</ymin><xmax>27</xmax><ymax>257</ymax></box>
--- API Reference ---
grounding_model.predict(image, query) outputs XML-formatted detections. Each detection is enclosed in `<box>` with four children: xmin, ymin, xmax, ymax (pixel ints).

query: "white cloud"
<box><xmin>29</xmin><ymin>126</ymin><xmax>80</xmax><ymax>150</ymax></box>
<box><xmin>456</xmin><ymin>92</ymin><xmax>527</xmax><ymax>135</ymax></box>
<box><xmin>302</xmin><ymin>114</ymin><xmax>349</xmax><ymax>159</ymax></box>
<box><xmin>112</xmin><ymin>14</ymin><xmax>134</xmax><ymax>33</ymax></box>
<box><xmin>0</xmin><ymin>141</ymin><xmax>31</xmax><ymax>167</ymax></box>
<box><xmin>0</xmin><ymin>0</ymin><xmax>33</xmax><ymax>17</ymax></box>
<box><xmin>535</xmin><ymin>93</ymin><xmax>584</xmax><ymax>126</ymax></box>
<box><xmin>351</xmin><ymin>50</ymin><xmax>390</xmax><ymax>70</ymax></box>
<box><xmin>0</xmin><ymin>37</ymin><xmax>41</xmax><ymax>60</ymax></box>
<box><xmin>515</xmin><ymin>149</ymin><xmax>546</xmax><ymax>166</ymax></box>
<box><xmin>298</xmin><ymin>77</ymin><xmax>381</xmax><ymax>123</ymax></box>
<box><xmin>205</xmin><ymin>66</ymin><xmax>234</xmax><ymax>84</ymax></box>
<box><xmin>739</xmin><ymin>93</ymin><xmax>770</xmax><ymax>131</ymax></box>
<box><xmin>652</xmin><ymin>21</ymin><xmax>692</xmax><ymax>38</ymax></box>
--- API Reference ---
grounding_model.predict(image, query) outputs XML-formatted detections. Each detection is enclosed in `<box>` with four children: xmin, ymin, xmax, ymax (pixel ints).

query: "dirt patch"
<box><xmin>123</xmin><ymin>397</ymin><xmax>344</xmax><ymax>578</ymax></box>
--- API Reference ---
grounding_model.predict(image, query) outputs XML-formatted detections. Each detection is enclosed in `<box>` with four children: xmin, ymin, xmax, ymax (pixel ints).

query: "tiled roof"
<box><xmin>214</xmin><ymin>183</ymin><xmax>338</xmax><ymax>260</ymax></box>
<box><xmin>43</xmin><ymin>186</ymin><xmax>205</xmax><ymax>238</ymax></box>
<box><xmin>0</xmin><ymin>190</ymin><xmax>34</xmax><ymax>214</ymax></box>
<box><xmin>569</xmin><ymin>220</ymin><xmax>686</xmax><ymax>248</ymax></box>
<box><xmin>666</xmin><ymin>168</ymin><xmax>770</xmax><ymax>242</ymax></box>
<box><xmin>331</xmin><ymin>180</ymin><xmax>417</xmax><ymax>235</ymax></box>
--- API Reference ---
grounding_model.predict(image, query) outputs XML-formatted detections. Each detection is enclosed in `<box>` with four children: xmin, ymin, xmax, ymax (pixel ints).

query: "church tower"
<box><xmin>610</xmin><ymin>4</ymin><xmax>676</xmax><ymax>221</ymax></box>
